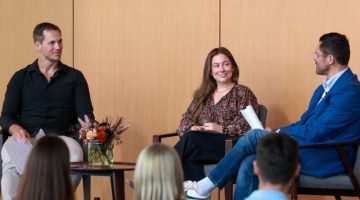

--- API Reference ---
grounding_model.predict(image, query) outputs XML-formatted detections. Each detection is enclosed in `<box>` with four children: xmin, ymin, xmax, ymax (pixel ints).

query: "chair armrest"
<box><xmin>300</xmin><ymin>141</ymin><xmax>360</xmax><ymax>149</ymax></box>
<box><xmin>153</xmin><ymin>132</ymin><xmax>179</xmax><ymax>143</ymax></box>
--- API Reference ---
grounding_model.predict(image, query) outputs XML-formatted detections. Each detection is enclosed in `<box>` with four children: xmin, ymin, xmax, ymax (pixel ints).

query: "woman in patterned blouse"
<box><xmin>175</xmin><ymin>47</ymin><xmax>259</xmax><ymax>181</ymax></box>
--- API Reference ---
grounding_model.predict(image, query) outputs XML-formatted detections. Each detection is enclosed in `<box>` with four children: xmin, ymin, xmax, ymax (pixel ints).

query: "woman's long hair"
<box><xmin>133</xmin><ymin>144</ymin><xmax>184</xmax><ymax>200</ymax></box>
<box><xmin>192</xmin><ymin>47</ymin><xmax>239</xmax><ymax>122</ymax></box>
<box><xmin>16</xmin><ymin>135</ymin><xmax>74</xmax><ymax>200</ymax></box>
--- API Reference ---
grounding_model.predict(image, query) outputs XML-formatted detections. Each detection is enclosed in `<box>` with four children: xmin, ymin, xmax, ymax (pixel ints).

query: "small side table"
<box><xmin>70</xmin><ymin>162</ymin><xmax>135</xmax><ymax>200</ymax></box>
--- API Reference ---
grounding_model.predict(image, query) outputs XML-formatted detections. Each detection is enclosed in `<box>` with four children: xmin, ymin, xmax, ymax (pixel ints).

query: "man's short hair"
<box><xmin>319</xmin><ymin>32</ymin><xmax>350</xmax><ymax>66</ymax></box>
<box><xmin>256</xmin><ymin>133</ymin><xmax>298</xmax><ymax>184</ymax></box>
<box><xmin>33</xmin><ymin>22</ymin><xmax>61</xmax><ymax>43</ymax></box>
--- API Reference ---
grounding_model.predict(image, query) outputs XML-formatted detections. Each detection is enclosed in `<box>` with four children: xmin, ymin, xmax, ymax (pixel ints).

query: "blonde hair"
<box><xmin>133</xmin><ymin>144</ymin><xmax>184</xmax><ymax>200</ymax></box>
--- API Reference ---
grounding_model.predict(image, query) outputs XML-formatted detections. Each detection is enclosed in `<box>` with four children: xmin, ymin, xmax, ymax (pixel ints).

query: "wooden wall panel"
<box><xmin>221</xmin><ymin>0</ymin><xmax>360</xmax><ymax>129</ymax></box>
<box><xmin>0</xmin><ymin>0</ymin><xmax>74</xmax><ymax>115</ymax></box>
<box><xmin>74</xmin><ymin>0</ymin><xmax>218</xmax><ymax>198</ymax></box>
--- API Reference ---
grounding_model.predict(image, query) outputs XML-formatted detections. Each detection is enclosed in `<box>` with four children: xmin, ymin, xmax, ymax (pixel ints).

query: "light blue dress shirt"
<box><xmin>318</xmin><ymin>67</ymin><xmax>348</xmax><ymax>104</ymax></box>
<box><xmin>245</xmin><ymin>189</ymin><xmax>288</xmax><ymax>200</ymax></box>
<box><xmin>277</xmin><ymin>67</ymin><xmax>349</xmax><ymax>133</ymax></box>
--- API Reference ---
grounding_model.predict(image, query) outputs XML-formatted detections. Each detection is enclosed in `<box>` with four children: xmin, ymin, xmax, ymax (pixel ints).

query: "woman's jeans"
<box><xmin>207</xmin><ymin>129</ymin><xmax>268</xmax><ymax>200</ymax></box>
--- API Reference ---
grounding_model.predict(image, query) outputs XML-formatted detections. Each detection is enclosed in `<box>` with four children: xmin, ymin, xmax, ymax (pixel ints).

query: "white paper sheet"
<box><xmin>240</xmin><ymin>105</ymin><xmax>264</xmax><ymax>130</ymax></box>
<box><xmin>4</xmin><ymin>138</ymin><xmax>33</xmax><ymax>175</ymax></box>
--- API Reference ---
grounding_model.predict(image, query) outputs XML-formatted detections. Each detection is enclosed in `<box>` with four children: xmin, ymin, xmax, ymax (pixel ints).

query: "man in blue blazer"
<box><xmin>183</xmin><ymin>32</ymin><xmax>360</xmax><ymax>200</ymax></box>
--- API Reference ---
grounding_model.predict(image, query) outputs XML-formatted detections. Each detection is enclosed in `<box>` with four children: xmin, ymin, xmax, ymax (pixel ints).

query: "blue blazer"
<box><xmin>280</xmin><ymin>69</ymin><xmax>360</xmax><ymax>177</ymax></box>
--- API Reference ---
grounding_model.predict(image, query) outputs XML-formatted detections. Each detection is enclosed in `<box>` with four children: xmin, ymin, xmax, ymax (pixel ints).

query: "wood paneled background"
<box><xmin>1</xmin><ymin>0</ymin><xmax>360</xmax><ymax>199</ymax></box>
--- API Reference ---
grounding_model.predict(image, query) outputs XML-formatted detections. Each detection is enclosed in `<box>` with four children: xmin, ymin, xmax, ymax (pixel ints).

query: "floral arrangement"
<box><xmin>78</xmin><ymin>115</ymin><xmax>130</xmax><ymax>165</ymax></box>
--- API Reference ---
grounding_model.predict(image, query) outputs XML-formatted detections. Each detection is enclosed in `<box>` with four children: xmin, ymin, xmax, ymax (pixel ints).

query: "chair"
<box><xmin>290</xmin><ymin>141</ymin><xmax>360</xmax><ymax>200</ymax></box>
<box><xmin>153</xmin><ymin>104</ymin><xmax>268</xmax><ymax>200</ymax></box>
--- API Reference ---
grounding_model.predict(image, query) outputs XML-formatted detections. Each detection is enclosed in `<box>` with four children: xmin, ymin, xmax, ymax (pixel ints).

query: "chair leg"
<box><xmin>334</xmin><ymin>195</ymin><xmax>342</xmax><ymax>200</ymax></box>
<box><xmin>217</xmin><ymin>188</ymin><xmax>220</xmax><ymax>200</ymax></box>
<box><xmin>290</xmin><ymin>187</ymin><xmax>298</xmax><ymax>200</ymax></box>
<box><xmin>289</xmin><ymin>178</ymin><xmax>298</xmax><ymax>200</ymax></box>
<box><xmin>224</xmin><ymin>182</ymin><xmax>233</xmax><ymax>200</ymax></box>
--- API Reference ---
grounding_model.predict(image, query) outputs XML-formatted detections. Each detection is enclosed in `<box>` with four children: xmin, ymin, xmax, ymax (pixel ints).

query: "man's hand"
<box><xmin>9</xmin><ymin>124</ymin><xmax>31</xmax><ymax>143</ymax></box>
<box><xmin>265</xmin><ymin>127</ymin><xmax>273</xmax><ymax>132</ymax></box>
<box><xmin>203</xmin><ymin>123</ymin><xmax>223</xmax><ymax>133</ymax></box>
<box><xmin>265</xmin><ymin>127</ymin><xmax>280</xmax><ymax>133</ymax></box>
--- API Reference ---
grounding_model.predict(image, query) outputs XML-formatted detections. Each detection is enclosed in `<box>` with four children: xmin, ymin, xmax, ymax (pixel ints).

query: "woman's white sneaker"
<box><xmin>186</xmin><ymin>189</ymin><xmax>210</xmax><ymax>200</ymax></box>
<box><xmin>183</xmin><ymin>181</ymin><xmax>210</xmax><ymax>200</ymax></box>
<box><xmin>184</xmin><ymin>180</ymin><xmax>198</xmax><ymax>191</ymax></box>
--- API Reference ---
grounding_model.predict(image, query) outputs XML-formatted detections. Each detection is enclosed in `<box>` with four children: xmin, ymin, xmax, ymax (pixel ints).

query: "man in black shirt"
<box><xmin>0</xmin><ymin>22</ymin><xmax>94</xmax><ymax>200</ymax></box>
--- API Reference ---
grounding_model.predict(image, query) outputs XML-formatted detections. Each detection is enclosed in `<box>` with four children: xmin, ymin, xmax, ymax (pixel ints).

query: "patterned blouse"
<box><xmin>176</xmin><ymin>84</ymin><xmax>258</xmax><ymax>137</ymax></box>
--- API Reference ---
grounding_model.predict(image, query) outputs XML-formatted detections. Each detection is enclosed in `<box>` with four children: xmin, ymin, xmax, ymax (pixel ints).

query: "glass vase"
<box><xmin>88</xmin><ymin>141</ymin><xmax>113</xmax><ymax>166</ymax></box>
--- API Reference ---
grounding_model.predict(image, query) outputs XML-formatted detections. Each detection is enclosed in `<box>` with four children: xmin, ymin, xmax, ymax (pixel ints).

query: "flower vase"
<box><xmin>88</xmin><ymin>141</ymin><xmax>114</xmax><ymax>166</ymax></box>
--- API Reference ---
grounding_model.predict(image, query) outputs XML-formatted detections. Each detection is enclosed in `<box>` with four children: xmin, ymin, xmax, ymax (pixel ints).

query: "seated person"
<box><xmin>16</xmin><ymin>135</ymin><xmax>74</xmax><ymax>200</ymax></box>
<box><xmin>0</xmin><ymin>22</ymin><xmax>94</xmax><ymax>200</ymax></box>
<box><xmin>133</xmin><ymin>144</ymin><xmax>183</xmax><ymax>200</ymax></box>
<box><xmin>184</xmin><ymin>32</ymin><xmax>360</xmax><ymax>200</ymax></box>
<box><xmin>175</xmin><ymin>47</ymin><xmax>258</xmax><ymax>181</ymax></box>
<box><xmin>245</xmin><ymin>133</ymin><xmax>300</xmax><ymax>200</ymax></box>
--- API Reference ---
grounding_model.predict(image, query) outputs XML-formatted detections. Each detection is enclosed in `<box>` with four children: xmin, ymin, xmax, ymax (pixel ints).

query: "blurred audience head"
<box><xmin>16</xmin><ymin>134</ymin><xmax>74</xmax><ymax>200</ymax></box>
<box><xmin>255</xmin><ymin>133</ymin><xmax>299</xmax><ymax>185</ymax></box>
<box><xmin>133</xmin><ymin>143</ymin><xmax>184</xmax><ymax>200</ymax></box>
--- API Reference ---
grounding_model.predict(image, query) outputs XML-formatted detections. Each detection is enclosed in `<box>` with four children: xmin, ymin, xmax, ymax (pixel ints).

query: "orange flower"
<box><xmin>96</xmin><ymin>131</ymin><xmax>107</xmax><ymax>143</ymax></box>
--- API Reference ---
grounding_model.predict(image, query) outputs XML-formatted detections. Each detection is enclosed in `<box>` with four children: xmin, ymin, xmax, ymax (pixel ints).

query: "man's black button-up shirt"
<box><xmin>0</xmin><ymin>60</ymin><xmax>94</xmax><ymax>136</ymax></box>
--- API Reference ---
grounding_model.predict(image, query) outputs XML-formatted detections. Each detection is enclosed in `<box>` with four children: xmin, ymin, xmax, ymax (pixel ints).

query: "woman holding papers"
<box><xmin>175</xmin><ymin>47</ymin><xmax>259</xmax><ymax>181</ymax></box>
